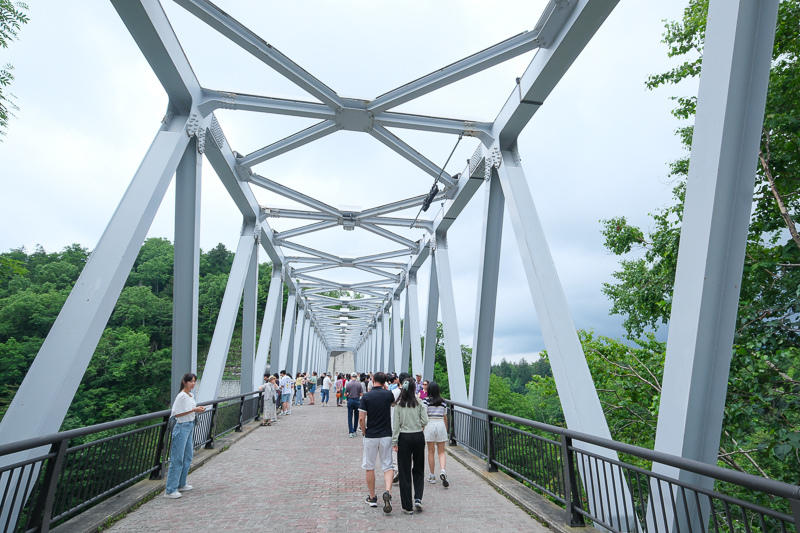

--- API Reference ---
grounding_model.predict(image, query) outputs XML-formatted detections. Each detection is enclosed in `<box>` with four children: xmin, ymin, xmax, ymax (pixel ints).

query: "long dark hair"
<box><xmin>426</xmin><ymin>381</ymin><xmax>444</xmax><ymax>407</ymax></box>
<box><xmin>180</xmin><ymin>372</ymin><xmax>197</xmax><ymax>393</ymax></box>
<box><xmin>397</xmin><ymin>378</ymin><xmax>418</xmax><ymax>408</ymax></box>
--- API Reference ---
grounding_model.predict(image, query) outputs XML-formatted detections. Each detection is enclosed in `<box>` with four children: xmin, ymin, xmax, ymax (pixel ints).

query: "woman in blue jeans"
<box><xmin>164</xmin><ymin>373</ymin><xmax>205</xmax><ymax>499</ymax></box>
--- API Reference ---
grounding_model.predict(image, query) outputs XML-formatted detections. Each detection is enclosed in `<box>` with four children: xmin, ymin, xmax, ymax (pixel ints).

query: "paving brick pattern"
<box><xmin>107</xmin><ymin>401</ymin><xmax>549</xmax><ymax>532</ymax></box>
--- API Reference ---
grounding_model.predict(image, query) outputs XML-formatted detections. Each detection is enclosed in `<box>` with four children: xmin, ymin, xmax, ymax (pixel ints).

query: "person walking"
<box><xmin>358</xmin><ymin>372</ymin><xmax>395</xmax><ymax>514</ymax></box>
<box><xmin>335</xmin><ymin>374</ymin><xmax>344</xmax><ymax>407</ymax></box>
<box><xmin>424</xmin><ymin>381</ymin><xmax>449</xmax><ymax>487</ymax></box>
<box><xmin>320</xmin><ymin>372</ymin><xmax>331</xmax><ymax>406</ymax></box>
<box><xmin>163</xmin><ymin>373</ymin><xmax>205</xmax><ymax>499</ymax></box>
<box><xmin>258</xmin><ymin>373</ymin><xmax>278</xmax><ymax>426</ymax></box>
<box><xmin>392</xmin><ymin>379</ymin><xmax>428</xmax><ymax>514</ymax></box>
<box><xmin>419</xmin><ymin>380</ymin><xmax>429</xmax><ymax>401</ymax></box>
<box><xmin>345</xmin><ymin>372</ymin><xmax>363</xmax><ymax>437</ymax></box>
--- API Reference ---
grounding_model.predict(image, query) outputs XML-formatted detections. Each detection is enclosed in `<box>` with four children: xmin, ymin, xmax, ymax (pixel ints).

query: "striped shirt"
<box><xmin>424</xmin><ymin>398</ymin><xmax>446</xmax><ymax>419</ymax></box>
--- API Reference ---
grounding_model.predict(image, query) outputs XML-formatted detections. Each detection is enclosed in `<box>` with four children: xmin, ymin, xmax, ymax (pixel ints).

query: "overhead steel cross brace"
<box><xmin>171</xmin><ymin>0</ymin><xmax>576</xmax><ymax>181</ymax></box>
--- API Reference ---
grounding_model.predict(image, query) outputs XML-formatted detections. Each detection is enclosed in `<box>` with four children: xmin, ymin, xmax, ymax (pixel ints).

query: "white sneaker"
<box><xmin>427</xmin><ymin>474</ymin><xmax>436</xmax><ymax>484</ymax></box>
<box><xmin>163</xmin><ymin>491</ymin><xmax>182</xmax><ymax>499</ymax></box>
<box><xmin>178</xmin><ymin>485</ymin><xmax>193</xmax><ymax>491</ymax></box>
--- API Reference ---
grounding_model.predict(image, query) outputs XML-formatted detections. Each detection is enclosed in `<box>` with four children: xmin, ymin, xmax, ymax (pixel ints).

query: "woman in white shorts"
<box><xmin>423</xmin><ymin>381</ymin><xmax>449</xmax><ymax>487</ymax></box>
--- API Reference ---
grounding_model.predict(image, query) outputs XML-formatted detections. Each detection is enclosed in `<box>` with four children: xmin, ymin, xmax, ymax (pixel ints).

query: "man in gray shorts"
<box><xmin>358</xmin><ymin>371</ymin><xmax>395</xmax><ymax>513</ymax></box>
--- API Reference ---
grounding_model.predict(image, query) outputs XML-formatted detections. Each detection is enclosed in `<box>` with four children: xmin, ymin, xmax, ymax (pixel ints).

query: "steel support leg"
<box><xmin>497</xmin><ymin>147</ymin><xmax>636</xmax><ymax>530</ymax></box>
<box><xmin>382</xmin><ymin>309</ymin><xmax>391</xmax><ymax>373</ymax></box>
<box><xmin>651</xmin><ymin>0</ymin><xmax>778</xmax><ymax>529</ymax></box>
<box><xmin>391</xmin><ymin>295</ymin><xmax>402</xmax><ymax>374</ymax></box>
<box><xmin>400</xmin><ymin>288</ymin><xmax>411</xmax><ymax>375</ymax></box>
<box><xmin>240</xmin><ymin>241</ymin><xmax>258</xmax><ymax>395</ymax></box>
<box><xmin>196</xmin><ymin>223</ymin><xmax>257</xmax><ymax>403</ymax></box>
<box><xmin>291</xmin><ymin>307</ymin><xmax>305</xmax><ymax>376</ymax></box>
<box><xmin>469</xmin><ymin>171</ymin><xmax>504</xmax><ymax>409</ymax></box>
<box><xmin>172</xmin><ymin>136</ymin><xmax>202</xmax><ymax>400</ymax></box>
<box><xmin>434</xmin><ymin>235</ymin><xmax>468</xmax><ymax>404</ymax></box>
<box><xmin>254</xmin><ymin>269</ymin><xmax>282</xmax><ymax>387</ymax></box>
<box><xmin>278</xmin><ymin>291</ymin><xmax>297</xmax><ymax>373</ymax></box>
<box><xmin>423</xmin><ymin>253</ymin><xmax>439</xmax><ymax>382</ymax></box>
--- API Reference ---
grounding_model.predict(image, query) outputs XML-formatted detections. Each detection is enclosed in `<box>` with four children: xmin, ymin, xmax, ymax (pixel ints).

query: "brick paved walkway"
<box><xmin>107</xmin><ymin>400</ymin><xmax>550</xmax><ymax>532</ymax></box>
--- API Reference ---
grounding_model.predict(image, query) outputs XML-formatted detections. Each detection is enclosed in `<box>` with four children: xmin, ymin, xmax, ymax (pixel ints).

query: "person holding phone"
<box><xmin>164</xmin><ymin>372</ymin><xmax>205</xmax><ymax>499</ymax></box>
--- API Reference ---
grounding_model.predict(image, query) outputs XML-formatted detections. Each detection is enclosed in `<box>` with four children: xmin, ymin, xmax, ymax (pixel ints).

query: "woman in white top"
<box><xmin>164</xmin><ymin>373</ymin><xmax>205</xmax><ymax>499</ymax></box>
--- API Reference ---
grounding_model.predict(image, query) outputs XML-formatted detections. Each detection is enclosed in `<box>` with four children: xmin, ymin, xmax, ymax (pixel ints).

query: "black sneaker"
<box><xmin>393</xmin><ymin>473</ymin><xmax>399</xmax><ymax>484</ymax></box>
<box><xmin>365</xmin><ymin>495</ymin><xmax>378</xmax><ymax>507</ymax></box>
<box><xmin>382</xmin><ymin>491</ymin><xmax>392</xmax><ymax>513</ymax></box>
<box><xmin>440</xmin><ymin>471</ymin><xmax>449</xmax><ymax>488</ymax></box>
<box><xmin>414</xmin><ymin>499</ymin><xmax>423</xmax><ymax>511</ymax></box>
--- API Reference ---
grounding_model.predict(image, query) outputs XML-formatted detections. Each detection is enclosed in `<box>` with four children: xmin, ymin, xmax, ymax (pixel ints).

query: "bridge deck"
<box><xmin>107</xmin><ymin>399</ymin><xmax>548</xmax><ymax>532</ymax></box>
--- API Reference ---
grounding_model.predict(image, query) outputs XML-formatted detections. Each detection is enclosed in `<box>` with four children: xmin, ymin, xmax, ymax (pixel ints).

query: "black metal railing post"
<box><xmin>448</xmin><ymin>403</ymin><xmax>457</xmax><ymax>446</ymax></box>
<box><xmin>150</xmin><ymin>414</ymin><xmax>170</xmax><ymax>480</ymax></box>
<box><xmin>235</xmin><ymin>396</ymin><xmax>245</xmax><ymax>432</ymax></box>
<box><xmin>790</xmin><ymin>498</ymin><xmax>800</xmax><ymax>529</ymax></box>
<box><xmin>205</xmin><ymin>401</ymin><xmax>218</xmax><ymax>449</ymax></box>
<box><xmin>28</xmin><ymin>438</ymin><xmax>69</xmax><ymax>533</ymax></box>
<box><xmin>560</xmin><ymin>435</ymin><xmax>585</xmax><ymax>527</ymax></box>
<box><xmin>486</xmin><ymin>413</ymin><xmax>497</xmax><ymax>472</ymax></box>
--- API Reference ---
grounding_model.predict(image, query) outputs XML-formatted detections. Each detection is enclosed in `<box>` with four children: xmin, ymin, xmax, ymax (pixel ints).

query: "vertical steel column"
<box><xmin>651</xmin><ymin>0</ymin><xmax>779</xmax><ymax>528</ymax></box>
<box><xmin>290</xmin><ymin>305</ymin><xmax>306</xmax><ymax>376</ymax></box>
<box><xmin>400</xmin><ymin>287</ymin><xmax>411</xmax><ymax>375</ymax></box>
<box><xmin>434</xmin><ymin>234</ymin><xmax>468</xmax><ymax>404</ymax></box>
<box><xmin>376</xmin><ymin>315</ymin><xmax>384</xmax><ymax>371</ymax></box>
<box><xmin>496</xmin><ymin>147</ymin><xmax>636</xmax><ymax>529</ymax></box>
<box><xmin>469</xmin><ymin>171</ymin><xmax>504</xmax><ymax>409</ymax></box>
<box><xmin>277</xmin><ymin>290</ymin><xmax>297</xmax><ymax>373</ymax></box>
<box><xmin>240</xmin><ymin>241</ymin><xmax>259</xmax><ymax>395</ymax></box>
<box><xmin>391</xmin><ymin>294</ymin><xmax>402</xmax><ymax>374</ymax></box>
<box><xmin>300</xmin><ymin>315</ymin><xmax>312</xmax><ymax>372</ymax></box>
<box><xmin>422</xmin><ymin>252</ymin><xmax>439</xmax><ymax>381</ymax></box>
<box><xmin>270</xmin><ymin>285</ymin><xmax>283</xmax><ymax>375</ymax></box>
<box><xmin>382</xmin><ymin>308</ymin><xmax>391</xmax><ymax>373</ymax></box>
<box><xmin>172</xmin><ymin>137</ymin><xmax>201</xmax><ymax>400</ymax></box>
<box><xmin>254</xmin><ymin>268</ymin><xmax>282</xmax><ymax>387</ymax></box>
<box><xmin>406</xmin><ymin>274</ymin><xmax>424</xmax><ymax>378</ymax></box>
<box><xmin>196</xmin><ymin>223</ymin><xmax>257</xmax><ymax>403</ymax></box>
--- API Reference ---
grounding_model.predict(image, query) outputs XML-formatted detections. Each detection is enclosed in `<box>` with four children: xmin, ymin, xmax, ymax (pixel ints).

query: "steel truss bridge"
<box><xmin>0</xmin><ymin>0</ymin><xmax>784</xmax><ymax>530</ymax></box>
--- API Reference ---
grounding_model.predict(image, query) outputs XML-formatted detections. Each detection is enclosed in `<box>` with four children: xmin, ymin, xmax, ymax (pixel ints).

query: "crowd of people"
<box><xmin>163</xmin><ymin>368</ymin><xmax>451</xmax><ymax>516</ymax></box>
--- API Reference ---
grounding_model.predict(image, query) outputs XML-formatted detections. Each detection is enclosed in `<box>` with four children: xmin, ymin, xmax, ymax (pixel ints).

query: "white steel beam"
<box><xmin>652</xmin><ymin>0</ymin><xmax>779</xmax><ymax>529</ymax></box>
<box><xmin>406</xmin><ymin>274</ymin><xmax>424</xmax><ymax>377</ymax></box>
<box><xmin>173</xmin><ymin>0</ymin><xmax>345</xmax><ymax>109</ymax></box>
<box><xmin>391</xmin><ymin>295</ymin><xmax>402</xmax><ymax>374</ymax></box>
<box><xmin>249</xmin><ymin>174</ymin><xmax>341</xmax><ymax>216</ymax></box>
<box><xmin>196</xmin><ymin>223</ymin><xmax>257</xmax><ymax>403</ymax></box>
<box><xmin>433</xmin><ymin>237</ymin><xmax>468</xmax><ymax>404</ymax></box>
<box><xmin>172</xmin><ymin>137</ymin><xmax>202</xmax><ymax>399</ymax></box>
<box><xmin>254</xmin><ymin>268</ymin><xmax>283</xmax><ymax>388</ymax></box>
<box><xmin>469</xmin><ymin>171</ymin><xmax>504</xmax><ymax>409</ymax></box>
<box><xmin>278</xmin><ymin>291</ymin><xmax>297</xmax><ymax>373</ymax></box>
<box><xmin>239</xmin><ymin>121</ymin><xmax>340</xmax><ymax>168</ymax></box>
<box><xmin>369</xmin><ymin>126</ymin><xmax>456</xmax><ymax>187</ymax></box>
<box><xmin>240</xmin><ymin>240</ymin><xmax>259</xmax><ymax>395</ymax></box>
<box><xmin>422</xmin><ymin>252</ymin><xmax>439</xmax><ymax>381</ymax></box>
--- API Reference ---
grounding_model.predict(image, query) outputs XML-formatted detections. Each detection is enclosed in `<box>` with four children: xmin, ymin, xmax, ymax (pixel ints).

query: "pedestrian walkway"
<box><xmin>107</xmin><ymin>400</ymin><xmax>549</xmax><ymax>532</ymax></box>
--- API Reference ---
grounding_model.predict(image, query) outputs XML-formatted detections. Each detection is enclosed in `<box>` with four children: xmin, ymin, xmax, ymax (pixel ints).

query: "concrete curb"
<box><xmin>446</xmin><ymin>444</ymin><xmax>586</xmax><ymax>533</ymax></box>
<box><xmin>52</xmin><ymin>420</ymin><xmax>262</xmax><ymax>533</ymax></box>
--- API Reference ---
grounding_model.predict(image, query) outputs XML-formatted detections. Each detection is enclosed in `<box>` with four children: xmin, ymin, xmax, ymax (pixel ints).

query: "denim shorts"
<box><xmin>281</xmin><ymin>393</ymin><xmax>291</xmax><ymax>403</ymax></box>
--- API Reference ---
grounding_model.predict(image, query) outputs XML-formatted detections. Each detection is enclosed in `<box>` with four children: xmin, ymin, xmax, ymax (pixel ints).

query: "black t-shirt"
<box><xmin>358</xmin><ymin>387</ymin><xmax>394</xmax><ymax>438</ymax></box>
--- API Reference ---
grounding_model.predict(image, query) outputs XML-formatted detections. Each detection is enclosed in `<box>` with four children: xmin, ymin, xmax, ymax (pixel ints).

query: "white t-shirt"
<box><xmin>171</xmin><ymin>391</ymin><xmax>197</xmax><ymax>423</ymax></box>
<box><xmin>322</xmin><ymin>376</ymin><xmax>332</xmax><ymax>390</ymax></box>
<box><xmin>390</xmin><ymin>387</ymin><xmax>401</xmax><ymax>426</ymax></box>
<box><xmin>280</xmin><ymin>375</ymin><xmax>294</xmax><ymax>394</ymax></box>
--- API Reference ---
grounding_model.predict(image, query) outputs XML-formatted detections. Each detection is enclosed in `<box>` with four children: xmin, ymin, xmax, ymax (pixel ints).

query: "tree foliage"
<box><xmin>600</xmin><ymin>0</ymin><xmax>800</xmax><ymax>483</ymax></box>
<box><xmin>0</xmin><ymin>0</ymin><xmax>28</xmax><ymax>138</ymax></box>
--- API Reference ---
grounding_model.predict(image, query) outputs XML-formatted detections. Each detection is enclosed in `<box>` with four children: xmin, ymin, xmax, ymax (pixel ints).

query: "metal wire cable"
<box><xmin>410</xmin><ymin>133</ymin><xmax>464</xmax><ymax>228</ymax></box>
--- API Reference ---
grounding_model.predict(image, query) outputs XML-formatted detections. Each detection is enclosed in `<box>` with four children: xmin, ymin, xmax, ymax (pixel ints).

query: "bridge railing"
<box><xmin>0</xmin><ymin>390</ymin><xmax>263</xmax><ymax>533</ymax></box>
<box><xmin>446</xmin><ymin>400</ymin><xmax>800</xmax><ymax>533</ymax></box>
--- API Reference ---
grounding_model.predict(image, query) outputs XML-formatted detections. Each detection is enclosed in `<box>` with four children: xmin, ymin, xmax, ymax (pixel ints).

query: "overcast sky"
<box><xmin>0</xmin><ymin>0</ymin><xmax>696</xmax><ymax>364</ymax></box>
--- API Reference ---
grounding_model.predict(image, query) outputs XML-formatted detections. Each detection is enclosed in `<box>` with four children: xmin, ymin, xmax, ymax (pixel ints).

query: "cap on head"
<box><xmin>351</xmin><ymin>372</ymin><xmax>358</xmax><ymax>378</ymax></box>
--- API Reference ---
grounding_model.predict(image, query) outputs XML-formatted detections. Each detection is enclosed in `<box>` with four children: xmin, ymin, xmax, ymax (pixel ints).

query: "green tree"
<box><xmin>0</xmin><ymin>0</ymin><xmax>29</xmax><ymax>137</ymax></box>
<box><xmin>600</xmin><ymin>0</ymin><xmax>800</xmax><ymax>482</ymax></box>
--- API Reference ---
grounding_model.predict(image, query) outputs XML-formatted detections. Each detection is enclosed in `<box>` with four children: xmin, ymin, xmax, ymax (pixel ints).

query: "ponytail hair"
<box><xmin>397</xmin><ymin>378</ymin><xmax>418</xmax><ymax>408</ymax></box>
<box><xmin>180</xmin><ymin>372</ymin><xmax>197</xmax><ymax>393</ymax></box>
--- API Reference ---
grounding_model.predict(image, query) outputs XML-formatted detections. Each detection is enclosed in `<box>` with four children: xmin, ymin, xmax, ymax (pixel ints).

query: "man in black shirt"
<box><xmin>359</xmin><ymin>371</ymin><xmax>395</xmax><ymax>513</ymax></box>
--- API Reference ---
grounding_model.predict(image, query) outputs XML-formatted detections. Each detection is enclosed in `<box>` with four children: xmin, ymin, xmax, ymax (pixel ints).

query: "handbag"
<box><xmin>336</xmin><ymin>391</ymin><xmax>341</xmax><ymax>398</ymax></box>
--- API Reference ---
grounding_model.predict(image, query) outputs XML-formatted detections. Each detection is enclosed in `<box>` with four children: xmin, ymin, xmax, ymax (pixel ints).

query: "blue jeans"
<box><xmin>166</xmin><ymin>421</ymin><xmax>195</xmax><ymax>493</ymax></box>
<box><xmin>320</xmin><ymin>389</ymin><xmax>329</xmax><ymax>403</ymax></box>
<box><xmin>347</xmin><ymin>398</ymin><xmax>360</xmax><ymax>434</ymax></box>
<box><xmin>295</xmin><ymin>386</ymin><xmax>303</xmax><ymax>405</ymax></box>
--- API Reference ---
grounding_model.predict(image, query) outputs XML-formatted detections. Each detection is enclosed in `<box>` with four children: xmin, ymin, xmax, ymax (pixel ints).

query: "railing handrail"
<box><xmin>446</xmin><ymin>399</ymin><xmax>800</xmax><ymax>501</ymax></box>
<box><xmin>0</xmin><ymin>390</ymin><xmax>262</xmax><ymax>458</ymax></box>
